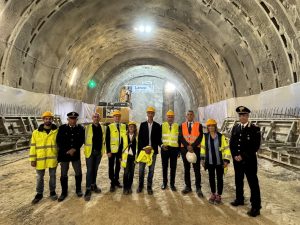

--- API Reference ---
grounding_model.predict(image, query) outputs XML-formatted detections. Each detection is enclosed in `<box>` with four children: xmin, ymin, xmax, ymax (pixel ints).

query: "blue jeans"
<box><xmin>36</xmin><ymin>168</ymin><xmax>56</xmax><ymax>194</ymax></box>
<box><xmin>138</xmin><ymin>154</ymin><xmax>157</xmax><ymax>189</ymax></box>
<box><xmin>86</xmin><ymin>151</ymin><xmax>102</xmax><ymax>190</ymax></box>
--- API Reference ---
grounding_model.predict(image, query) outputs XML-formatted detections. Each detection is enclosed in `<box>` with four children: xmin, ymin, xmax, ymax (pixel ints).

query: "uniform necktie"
<box><xmin>188</xmin><ymin>122</ymin><xmax>192</xmax><ymax>134</ymax></box>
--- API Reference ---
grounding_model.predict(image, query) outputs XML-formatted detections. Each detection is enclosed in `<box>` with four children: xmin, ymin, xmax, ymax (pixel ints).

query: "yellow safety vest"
<box><xmin>136</xmin><ymin>150</ymin><xmax>154</xmax><ymax>166</ymax></box>
<box><xmin>84</xmin><ymin>124</ymin><xmax>106</xmax><ymax>158</ymax></box>
<box><xmin>121</xmin><ymin>134</ymin><xmax>138</xmax><ymax>168</ymax></box>
<box><xmin>162</xmin><ymin>122</ymin><xmax>179</xmax><ymax>147</ymax></box>
<box><xmin>200</xmin><ymin>133</ymin><xmax>231</xmax><ymax>162</ymax></box>
<box><xmin>109</xmin><ymin>123</ymin><xmax>126</xmax><ymax>153</ymax></box>
<box><xmin>29</xmin><ymin>128</ymin><xmax>58</xmax><ymax>170</ymax></box>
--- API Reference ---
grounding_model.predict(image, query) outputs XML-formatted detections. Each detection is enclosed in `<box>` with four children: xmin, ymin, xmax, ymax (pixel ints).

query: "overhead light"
<box><xmin>88</xmin><ymin>79</ymin><xmax>97</xmax><ymax>89</ymax></box>
<box><xmin>133</xmin><ymin>22</ymin><xmax>154</xmax><ymax>34</ymax></box>
<box><xmin>165</xmin><ymin>82</ymin><xmax>176</xmax><ymax>93</ymax></box>
<box><xmin>69</xmin><ymin>67</ymin><xmax>78</xmax><ymax>86</ymax></box>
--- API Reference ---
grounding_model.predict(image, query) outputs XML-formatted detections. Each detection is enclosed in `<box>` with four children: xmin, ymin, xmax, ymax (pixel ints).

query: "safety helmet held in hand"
<box><xmin>186</xmin><ymin>152</ymin><xmax>197</xmax><ymax>163</ymax></box>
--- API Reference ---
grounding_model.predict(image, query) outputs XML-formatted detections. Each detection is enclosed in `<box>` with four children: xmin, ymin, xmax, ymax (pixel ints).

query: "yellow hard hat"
<box><xmin>128</xmin><ymin>121</ymin><xmax>137</xmax><ymax>126</ymax></box>
<box><xmin>143</xmin><ymin>146</ymin><xmax>153</xmax><ymax>151</ymax></box>
<box><xmin>206</xmin><ymin>118</ymin><xmax>217</xmax><ymax>126</ymax></box>
<box><xmin>146</xmin><ymin>106</ymin><xmax>155</xmax><ymax>113</ymax></box>
<box><xmin>166</xmin><ymin>110</ymin><xmax>175</xmax><ymax>116</ymax></box>
<box><xmin>112</xmin><ymin>110</ymin><xmax>121</xmax><ymax>116</ymax></box>
<box><xmin>42</xmin><ymin>111</ymin><xmax>54</xmax><ymax>118</ymax></box>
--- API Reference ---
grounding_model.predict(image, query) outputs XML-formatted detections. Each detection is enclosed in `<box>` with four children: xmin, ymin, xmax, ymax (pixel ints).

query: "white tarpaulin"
<box><xmin>0</xmin><ymin>84</ymin><xmax>95</xmax><ymax>123</ymax></box>
<box><xmin>199</xmin><ymin>82</ymin><xmax>300</xmax><ymax>126</ymax></box>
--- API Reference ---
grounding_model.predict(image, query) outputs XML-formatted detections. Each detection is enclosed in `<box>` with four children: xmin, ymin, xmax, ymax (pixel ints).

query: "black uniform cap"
<box><xmin>67</xmin><ymin>111</ymin><xmax>79</xmax><ymax>118</ymax></box>
<box><xmin>236</xmin><ymin>106</ymin><xmax>251</xmax><ymax>114</ymax></box>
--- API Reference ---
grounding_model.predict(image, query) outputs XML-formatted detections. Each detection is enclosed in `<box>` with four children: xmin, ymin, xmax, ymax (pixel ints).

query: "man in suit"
<box><xmin>230</xmin><ymin>106</ymin><xmax>262</xmax><ymax>217</ymax></box>
<box><xmin>137</xmin><ymin>106</ymin><xmax>162</xmax><ymax>195</ymax></box>
<box><xmin>179</xmin><ymin>110</ymin><xmax>204</xmax><ymax>198</ymax></box>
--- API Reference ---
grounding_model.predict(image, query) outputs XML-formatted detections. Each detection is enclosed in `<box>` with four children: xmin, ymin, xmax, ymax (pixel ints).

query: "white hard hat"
<box><xmin>186</xmin><ymin>152</ymin><xmax>197</xmax><ymax>164</ymax></box>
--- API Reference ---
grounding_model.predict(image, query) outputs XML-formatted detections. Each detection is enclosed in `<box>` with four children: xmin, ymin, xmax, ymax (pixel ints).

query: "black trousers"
<box><xmin>161</xmin><ymin>146</ymin><xmax>179</xmax><ymax>186</ymax></box>
<box><xmin>181</xmin><ymin>147</ymin><xmax>201</xmax><ymax>189</ymax></box>
<box><xmin>86</xmin><ymin>151</ymin><xmax>102</xmax><ymax>189</ymax></box>
<box><xmin>207</xmin><ymin>164</ymin><xmax>224</xmax><ymax>195</ymax></box>
<box><xmin>108</xmin><ymin>153</ymin><xmax>121</xmax><ymax>186</ymax></box>
<box><xmin>123</xmin><ymin>155</ymin><xmax>135</xmax><ymax>189</ymax></box>
<box><xmin>233</xmin><ymin>158</ymin><xmax>261</xmax><ymax>209</ymax></box>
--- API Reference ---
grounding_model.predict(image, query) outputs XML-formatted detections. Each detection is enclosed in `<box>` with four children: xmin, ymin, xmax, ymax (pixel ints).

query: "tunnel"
<box><xmin>0</xmin><ymin>1</ymin><xmax>300</xmax><ymax>225</ymax></box>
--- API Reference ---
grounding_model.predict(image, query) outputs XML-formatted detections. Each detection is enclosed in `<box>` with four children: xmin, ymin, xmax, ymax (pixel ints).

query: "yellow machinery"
<box><xmin>96</xmin><ymin>102</ymin><xmax>130</xmax><ymax>124</ymax></box>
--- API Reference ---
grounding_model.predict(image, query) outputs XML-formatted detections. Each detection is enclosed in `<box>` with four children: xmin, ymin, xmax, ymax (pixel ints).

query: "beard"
<box><xmin>44</xmin><ymin>121</ymin><xmax>52</xmax><ymax>126</ymax></box>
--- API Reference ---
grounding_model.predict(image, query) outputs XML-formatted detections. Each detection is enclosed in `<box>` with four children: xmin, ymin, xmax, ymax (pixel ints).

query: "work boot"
<box><xmin>181</xmin><ymin>186</ymin><xmax>192</xmax><ymax>194</ymax></box>
<box><xmin>31</xmin><ymin>193</ymin><xmax>43</xmax><ymax>204</ymax></box>
<box><xmin>170</xmin><ymin>186</ymin><xmax>177</xmax><ymax>192</ymax></box>
<box><xmin>84</xmin><ymin>190</ymin><xmax>91</xmax><ymax>201</ymax></box>
<box><xmin>196</xmin><ymin>188</ymin><xmax>204</xmax><ymax>198</ymax></box>
<box><xmin>230</xmin><ymin>199</ymin><xmax>244</xmax><ymax>207</ymax></box>
<box><xmin>58</xmin><ymin>177</ymin><xmax>68</xmax><ymax>202</ymax></box>
<box><xmin>247</xmin><ymin>208</ymin><xmax>261</xmax><ymax>217</ymax></box>
<box><xmin>215</xmin><ymin>194</ymin><xmax>222</xmax><ymax>205</ymax></box>
<box><xmin>147</xmin><ymin>187</ymin><xmax>153</xmax><ymax>195</ymax></box>
<box><xmin>128</xmin><ymin>188</ymin><xmax>133</xmax><ymax>194</ymax></box>
<box><xmin>110</xmin><ymin>185</ymin><xmax>116</xmax><ymax>192</ymax></box>
<box><xmin>209</xmin><ymin>193</ymin><xmax>216</xmax><ymax>204</ymax></box>
<box><xmin>75</xmin><ymin>175</ymin><xmax>83</xmax><ymax>197</ymax></box>
<box><xmin>136</xmin><ymin>186</ymin><xmax>143</xmax><ymax>193</ymax></box>
<box><xmin>115</xmin><ymin>182</ymin><xmax>123</xmax><ymax>188</ymax></box>
<box><xmin>50</xmin><ymin>191</ymin><xmax>58</xmax><ymax>201</ymax></box>
<box><xmin>91</xmin><ymin>184</ymin><xmax>101</xmax><ymax>193</ymax></box>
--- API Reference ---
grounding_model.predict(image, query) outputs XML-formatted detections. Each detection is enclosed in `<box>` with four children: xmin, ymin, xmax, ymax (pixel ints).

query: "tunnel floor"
<box><xmin>0</xmin><ymin>151</ymin><xmax>299</xmax><ymax>225</ymax></box>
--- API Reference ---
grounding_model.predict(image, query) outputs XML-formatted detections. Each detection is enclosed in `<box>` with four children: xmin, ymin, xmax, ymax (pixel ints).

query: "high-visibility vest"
<box><xmin>181</xmin><ymin>122</ymin><xmax>201</xmax><ymax>147</ymax></box>
<box><xmin>200</xmin><ymin>133</ymin><xmax>231</xmax><ymax>162</ymax></box>
<box><xmin>121</xmin><ymin>134</ymin><xmax>137</xmax><ymax>168</ymax></box>
<box><xmin>29</xmin><ymin>128</ymin><xmax>58</xmax><ymax>170</ymax></box>
<box><xmin>84</xmin><ymin>124</ymin><xmax>106</xmax><ymax>158</ymax></box>
<box><xmin>136</xmin><ymin>150</ymin><xmax>154</xmax><ymax>166</ymax></box>
<box><xmin>162</xmin><ymin>122</ymin><xmax>179</xmax><ymax>147</ymax></box>
<box><xmin>108</xmin><ymin>123</ymin><xmax>126</xmax><ymax>153</ymax></box>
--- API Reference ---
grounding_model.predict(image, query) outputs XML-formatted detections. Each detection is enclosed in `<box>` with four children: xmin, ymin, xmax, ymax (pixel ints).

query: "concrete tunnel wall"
<box><xmin>0</xmin><ymin>0</ymin><xmax>300</xmax><ymax>119</ymax></box>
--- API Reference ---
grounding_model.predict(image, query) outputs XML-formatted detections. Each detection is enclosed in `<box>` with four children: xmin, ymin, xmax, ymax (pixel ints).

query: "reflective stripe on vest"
<box><xmin>181</xmin><ymin>122</ymin><xmax>201</xmax><ymax>147</ymax></box>
<box><xmin>29</xmin><ymin>128</ymin><xmax>58</xmax><ymax>170</ymax></box>
<box><xmin>162</xmin><ymin>122</ymin><xmax>179</xmax><ymax>147</ymax></box>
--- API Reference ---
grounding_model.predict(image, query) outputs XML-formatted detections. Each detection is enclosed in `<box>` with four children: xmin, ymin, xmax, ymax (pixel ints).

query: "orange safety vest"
<box><xmin>181</xmin><ymin>122</ymin><xmax>201</xmax><ymax>147</ymax></box>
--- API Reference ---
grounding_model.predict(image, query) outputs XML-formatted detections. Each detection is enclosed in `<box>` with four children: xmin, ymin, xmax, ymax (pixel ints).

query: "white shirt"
<box><xmin>187</xmin><ymin>121</ymin><xmax>193</xmax><ymax>128</ymax></box>
<box><xmin>128</xmin><ymin>134</ymin><xmax>134</xmax><ymax>155</ymax></box>
<box><xmin>148</xmin><ymin>122</ymin><xmax>153</xmax><ymax>146</ymax></box>
<box><xmin>240</xmin><ymin>122</ymin><xmax>249</xmax><ymax>129</ymax></box>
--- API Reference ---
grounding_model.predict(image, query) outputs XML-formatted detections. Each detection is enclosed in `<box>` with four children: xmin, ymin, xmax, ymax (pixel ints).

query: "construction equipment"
<box><xmin>0</xmin><ymin>115</ymin><xmax>62</xmax><ymax>155</ymax></box>
<box><xmin>220</xmin><ymin>117</ymin><xmax>300</xmax><ymax>170</ymax></box>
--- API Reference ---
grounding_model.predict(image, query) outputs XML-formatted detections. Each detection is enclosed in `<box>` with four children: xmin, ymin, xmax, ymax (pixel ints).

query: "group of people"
<box><xmin>29</xmin><ymin>105</ymin><xmax>262</xmax><ymax>217</ymax></box>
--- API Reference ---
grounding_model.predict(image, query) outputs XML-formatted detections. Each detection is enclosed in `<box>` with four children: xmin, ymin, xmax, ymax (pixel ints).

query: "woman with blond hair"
<box><xmin>200</xmin><ymin>119</ymin><xmax>231</xmax><ymax>204</ymax></box>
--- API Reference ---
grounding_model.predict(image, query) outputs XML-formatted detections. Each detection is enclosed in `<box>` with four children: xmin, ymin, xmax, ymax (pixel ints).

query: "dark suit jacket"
<box><xmin>138</xmin><ymin>121</ymin><xmax>162</xmax><ymax>154</ymax></box>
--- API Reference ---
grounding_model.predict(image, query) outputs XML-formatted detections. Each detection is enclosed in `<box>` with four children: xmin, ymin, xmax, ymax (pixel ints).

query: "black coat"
<box><xmin>57</xmin><ymin>124</ymin><xmax>85</xmax><ymax>162</ymax></box>
<box><xmin>229</xmin><ymin>123</ymin><xmax>261</xmax><ymax>161</ymax></box>
<box><xmin>138</xmin><ymin>121</ymin><xmax>162</xmax><ymax>154</ymax></box>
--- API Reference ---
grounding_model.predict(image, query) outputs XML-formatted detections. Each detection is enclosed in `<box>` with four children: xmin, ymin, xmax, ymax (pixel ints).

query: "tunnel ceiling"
<box><xmin>0</xmin><ymin>0</ymin><xmax>299</xmax><ymax>106</ymax></box>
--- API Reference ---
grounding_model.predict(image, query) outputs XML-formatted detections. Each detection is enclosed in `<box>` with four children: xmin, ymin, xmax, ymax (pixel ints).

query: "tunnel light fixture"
<box><xmin>134</xmin><ymin>24</ymin><xmax>152</xmax><ymax>33</ymax></box>
<box><xmin>69</xmin><ymin>67</ymin><xmax>78</xmax><ymax>86</ymax></box>
<box><xmin>165</xmin><ymin>82</ymin><xmax>176</xmax><ymax>93</ymax></box>
<box><xmin>88</xmin><ymin>79</ymin><xmax>97</xmax><ymax>89</ymax></box>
